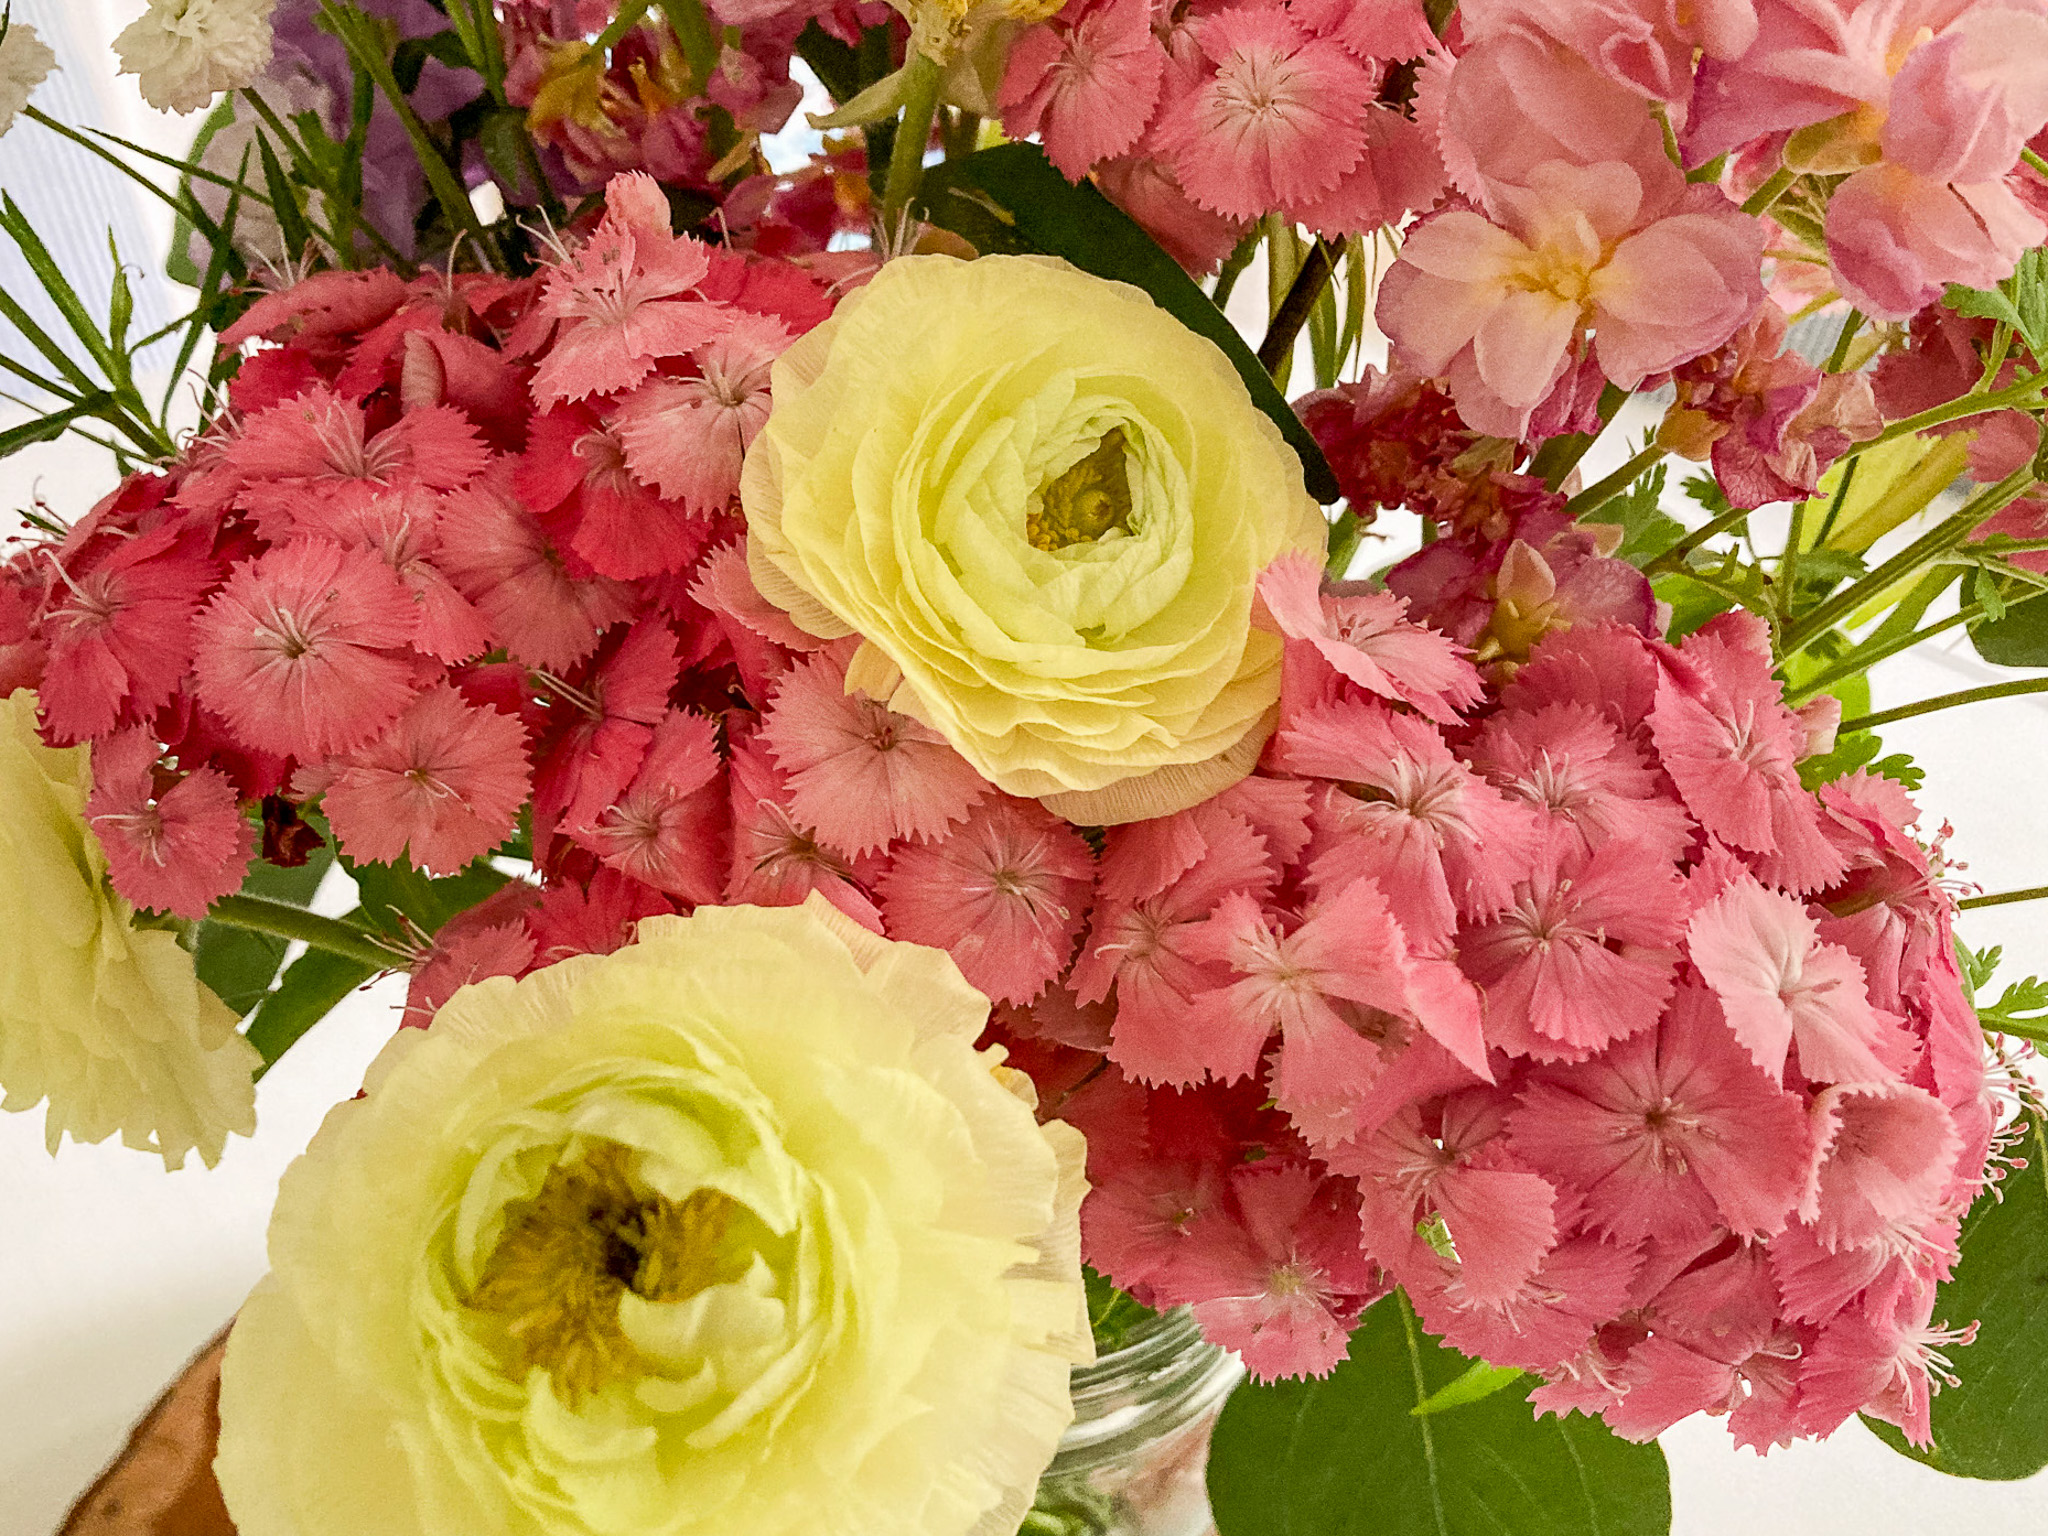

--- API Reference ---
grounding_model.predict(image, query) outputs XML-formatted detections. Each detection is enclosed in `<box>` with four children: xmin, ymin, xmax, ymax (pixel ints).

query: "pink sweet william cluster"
<box><xmin>1013</xmin><ymin>589</ymin><xmax>1996</xmax><ymax>1451</ymax></box>
<box><xmin>0</xmin><ymin>172</ymin><xmax>841</xmax><ymax>925</ymax></box>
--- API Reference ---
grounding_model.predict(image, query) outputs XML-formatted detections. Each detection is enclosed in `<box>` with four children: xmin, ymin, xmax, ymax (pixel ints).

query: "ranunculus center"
<box><xmin>468</xmin><ymin>1140</ymin><xmax>737</xmax><ymax>1401</ymax></box>
<box><xmin>1028</xmin><ymin>428</ymin><xmax>1134</xmax><ymax>552</ymax></box>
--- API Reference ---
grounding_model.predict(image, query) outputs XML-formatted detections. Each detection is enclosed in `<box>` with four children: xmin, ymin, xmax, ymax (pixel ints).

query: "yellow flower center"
<box><xmin>1027</xmin><ymin>428</ymin><xmax>1134</xmax><ymax>552</ymax></box>
<box><xmin>468</xmin><ymin>1141</ymin><xmax>736</xmax><ymax>1401</ymax></box>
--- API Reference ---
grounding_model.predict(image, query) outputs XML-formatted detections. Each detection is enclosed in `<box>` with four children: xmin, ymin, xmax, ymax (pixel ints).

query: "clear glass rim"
<box><xmin>1050</xmin><ymin>1308</ymin><xmax>1243</xmax><ymax>1477</ymax></box>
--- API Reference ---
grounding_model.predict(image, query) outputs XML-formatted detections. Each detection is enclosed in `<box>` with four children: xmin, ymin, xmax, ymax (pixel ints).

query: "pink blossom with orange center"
<box><xmin>1377</xmin><ymin>159</ymin><xmax>1764</xmax><ymax>437</ymax></box>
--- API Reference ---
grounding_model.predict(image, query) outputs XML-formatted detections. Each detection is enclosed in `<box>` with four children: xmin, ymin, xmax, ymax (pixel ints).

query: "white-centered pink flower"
<box><xmin>85</xmin><ymin>728</ymin><xmax>253</xmax><ymax>920</ymax></box>
<box><xmin>612</xmin><ymin>312</ymin><xmax>789</xmax><ymax>516</ymax></box>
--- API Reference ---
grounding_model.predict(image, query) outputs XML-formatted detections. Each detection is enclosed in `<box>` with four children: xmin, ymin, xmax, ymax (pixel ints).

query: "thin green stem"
<box><xmin>1984</xmin><ymin>1016</ymin><xmax>2048</xmax><ymax>1044</ymax></box>
<box><xmin>1826</xmin><ymin>310</ymin><xmax>1864</xmax><ymax>373</ymax></box>
<box><xmin>1781</xmin><ymin>462</ymin><xmax>2039</xmax><ymax>656</ymax></box>
<box><xmin>207</xmin><ymin>894</ymin><xmax>409</xmax><ymax>970</ymax></box>
<box><xmin>1960</xmin><ymin>884</ymin><xmax>2048</xmax><ymax>912</ymax></box>
<box><xmin>2023</xmin><ymin>147</ymin><xmax>2048</xmax><ymax>181</ymax></box>
<box><xmin>593</xmin><ymin>0</ymin><xmax>656</xmax><ymax>54</ymax></box>
<box><xmin>1784</xmin><ymin>602</ymin><xmax>1983</xmax><ymax>705</ymax></box>
<box><xmin>1813</xmin><ymin>456</ymin><xmax>1859</xmax><ymax>547</ymax></box>
<box><xmin>880</xmin><ymin>50</ymin><xmax>943</xmax><ymax>236</ymax></box>
<box><xmin>1647</xmin><ymin>504</ymin><xmax>1750</xmax><ymax>575</ymax></box>
<box><xmin>1778</xmin><ymin>491</ymin><xmax>1810</xmax><ymax>615</ymax></box>
<box><xmin>1741</xmin><ymin>164</ymin><xmax>1797</xmax><ymax>217</ymax></box>
<box><xmin>1561</xmin><ymin>443</ymin><xmax>1663</xmax><ymax>517</ymax></box>
<box><xmin>1849</xmin><ymin>371</ymin><xmax>2048</xmax><ymax>456</ymax></box>
<box><xmin>1840</xmin><ymin>676</ymin><xmax>2048</xmax><ymax>734</ymax></box>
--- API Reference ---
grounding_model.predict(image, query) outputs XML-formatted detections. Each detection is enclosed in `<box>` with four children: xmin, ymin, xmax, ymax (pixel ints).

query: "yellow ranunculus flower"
<box><xmin>742</xmin><ymin>255</ymin><xmax>1327</xmax><ymax>826</ymax></box>
<box><xmin>217</xmin><ymin>896</ymin><xmax>1090</xmax><ymax>1536</ymax></box>
<box><xmin>0</xmin><ymin>689</ymin><xmax>257</xmax><ymax>1169</ymax></box>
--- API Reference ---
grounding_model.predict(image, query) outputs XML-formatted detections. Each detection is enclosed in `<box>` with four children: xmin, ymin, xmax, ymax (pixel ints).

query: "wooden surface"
<box><xmin>59</xmin><ymin>1330</ymin><xmax>235</xmax><ymax>1536</ymax></box>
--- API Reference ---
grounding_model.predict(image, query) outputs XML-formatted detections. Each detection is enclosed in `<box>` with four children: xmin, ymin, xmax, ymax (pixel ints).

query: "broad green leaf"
<box><xmin>915</xmin><ymin>143</ymin><xmax>1341</xmax><ymax>504</ymax></box>
<box><xmin>244</xmin><ymin>941</ymin><xmax>380</xmax><ymax>1071</ymax></box>
<box><xmin>1866</xmin><ymin>1119</ymin><xmax>2048</xmax><ymax>1478</ymax></box>
<box><xmin>346</xmin><ymin>854</ymin><xmax>510</xmax><ymax>938</ymax></box>
<box><xmin>1410</xmin><ymin>1359</ymin><xmax>1526</xmax><ymax>1417</ymax></box>
<box><xmin>1208</xmin><ymin>1293</ymin><xmax>1671</xmax><ymax>1536</ymax></box>
<box><xmin>193</xmin><ymin>848</ymin><xmax>337</xmax><ymax>1016</ymax></box>
<box><xmin>1969</xmin><ymin>591</ymin><xmax>2048</xmax><ymax>666</ymax></box>
<box><xmin>1082</xmin><ymin>1266</ymin><xmax>1159</xmax><ymax>1355</ymax></box>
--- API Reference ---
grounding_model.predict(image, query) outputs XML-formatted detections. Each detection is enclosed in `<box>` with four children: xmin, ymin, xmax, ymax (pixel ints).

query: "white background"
<box><xmin>4</xmin><ymin>4</ymin><xmax>2048</xmax><ymax>1532</ymax></box>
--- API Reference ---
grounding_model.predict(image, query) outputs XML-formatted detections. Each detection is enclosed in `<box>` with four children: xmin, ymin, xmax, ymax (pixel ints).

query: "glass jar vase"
<box><xmin>1025</xmin><ymin>1310</ymin><xmax>1245</xmax><ymax>1536</ymax></box>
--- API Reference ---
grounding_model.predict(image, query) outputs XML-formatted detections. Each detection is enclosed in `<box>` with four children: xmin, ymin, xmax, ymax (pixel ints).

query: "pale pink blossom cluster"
<box><xmin>1029</xmin><ymin>597</ymin><xmax>1998</xmax><ymax>1450</ymax></box>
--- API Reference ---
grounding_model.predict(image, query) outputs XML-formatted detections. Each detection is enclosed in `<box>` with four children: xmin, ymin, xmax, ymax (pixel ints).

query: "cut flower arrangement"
<box><xmin>6</xmin><ymin>0</ymin><xmax>2048</xmax><ymax>1532</ymax></box>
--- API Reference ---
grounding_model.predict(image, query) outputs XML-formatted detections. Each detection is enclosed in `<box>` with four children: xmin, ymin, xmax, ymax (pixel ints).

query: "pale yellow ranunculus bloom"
<box><xmin>743</xmin><ymin>255</ymin><xmax>1328</xmax><ymax>826</ymax></box>
<box><xmin>0</xmin><ymin>689</ymin><xmax>257</xmax><ymax>1169</ymax></box>
<box><xmin>217</xmin><ymin>896</ymin><xmax>1091</xmax><ymax>1536</ymax></box>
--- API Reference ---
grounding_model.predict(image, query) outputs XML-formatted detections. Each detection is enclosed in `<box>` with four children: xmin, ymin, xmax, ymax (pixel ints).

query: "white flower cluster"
<box><xmin>115</xmin><ymin>0</ymin><xmax>277</xmax><ymax>115</ymax></box>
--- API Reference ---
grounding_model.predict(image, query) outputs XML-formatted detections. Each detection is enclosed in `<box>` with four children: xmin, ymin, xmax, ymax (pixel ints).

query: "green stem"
<box><xmin>1741</xmin><ymin>164</ymin><xmax>1797</xmax><ymax>218</ymax></box>
<box><xmin>879</xmin><ymin>50</ymin><xmax>944</xmax><ymax>236</ymax></box>
<box><xmin>1849</xmin><ymin>371</ymin><xmax>2048</xmax><ymax>456</ymax></box>
<box><xmin>1560</xmin><ymin>443</ymin><xmax>1663</xmax><ymax>517</ymax></box>
<box><xmin>1784</xmin><ymin>602</ymin><xmax>1983</xmax><ymax>705</ymax></box>
<box><xmin>1258</xmin><ymin>237</ymin><xmax>1337</xmax><ymax>379</ymax></box>
<box><xmin>1782</xmin><ymin>462</ymin><xmax>2039</xmax><ymax>656</ymax></box>
<box><xmin>1984</xmin><ymin>1016</ymin><xmax>2048</xmax><ymax>1044</ymax></box>
<box><xmin>207</xmin><ymin>894</ymin><xmax>409</xmax><ymax>970</ymax></box>
<box><xmin>1778</xmin><ymin>491</ymin><xmax>1810</xmax><ymax>615</ymax></box>
<box><xmin>2023</xmin><ymin>147</ymin><xmax>2048</xmax><ymax>181</ymax></box>
<box><xmin>1826</xmin><ymin>310</ymin><xmax>1864</xmax><ymax>373</ymax></box>
<box><xmin>1961</xmin><ymin>884</ymin><xmax>2048</xmax><ymax>912</ymax></box>
<box><xmin>593</xmin><ymin>0</ymin><xmax>656</xmax><ymax>54</ymax></box>
<box><xmin>1527</xmin><ymin>381</ymin><xmax>1628</xmax><ymax>490</ymax></box>
<box><xmin>1647</xmin><ymin>504</ymin><xmax>1751</xmax><ymax>575</ymax></box>
<box><xmin>1839</xmin><ymin>676</ymin><xmax>2048</xmax><ymax>734</ymax></box>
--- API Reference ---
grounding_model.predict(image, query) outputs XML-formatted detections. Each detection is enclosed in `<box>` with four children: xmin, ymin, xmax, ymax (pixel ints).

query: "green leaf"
<box><xmin>193</xmin><ymin>848</ymin><xmax>337</xmax><ymax>1016</ymax></box>
<box><xmin>0</xmin><ymin>392</ymin><xmax>117</xmax><ymax>458</ymax></box>
<box><xmin>1945</xmin><ymin>250</ymin><xmax>2048</xmax><ymax>360</ymax></box>
<box><xmin>1978</xmin><ymin>975</ymin><xmax>2048</xmax><ymax>1039</ymax></box>
<box><xmin>1082</xmin><ymin>1266</ymin><xmax>1158</xmax><ymax>1355</ymax></box>
<box><xmin>345</xmin><ymin>854</ymin><xmax>510</xmax><ymax>939</ymax></box>
<box><xmin>1585</xmin><ymin>459</ymin><xmax>1681</xmax><ymax>566</ymax></box>
<box><xmin>1208</xmin><ymin>1293</ymin><xmax>1670</xmax><ymax>1536</ymax></box>
<box><xmin>254</xmin><ymin>129</ymin><xmax>315</xmax><ymax>262</ymax></box>
<box><xmin>393</xmin><ymin>28</ymin><xmax>475</xmax><ymax>93</ymax></box>
<box><xmin>1410</xmin><ymin>1360</ymin><xmax>1526</xmax><ymax>1417</ymax></box>
<box><xmin>1968</xmin><ymin>591</ymin><xmax>2048</xmax><ymax>665</ymax></box>
<box><xmin>916</xmin><ymin>143</ymin><xmax>1341</xmax><ymax>504</ymax></box>
<box><xmin>243</xmin><ymin>942</ymin><xmax>380</xmax><ymax>1071</ymax></box>
<box><xmin>476</xmin><ymin>105</ymin><xmax>534</xmax><ymax>199</ymax></box>
<box><xmin>1866</xmin><ymin>1119</ymin><xmax>2048</xmax><ymax>1479</ymax></box>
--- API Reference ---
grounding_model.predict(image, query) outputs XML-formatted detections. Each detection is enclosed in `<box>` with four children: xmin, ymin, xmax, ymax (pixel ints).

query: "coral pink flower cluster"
<box><xmin>1021</xmin><ymin>600</ymin><xmax>1996</xmax><ymax>1452</ymax></box>
<box><xmin>0</xmin><ymin>172</ymin><xmax>838</xmax><ymax>923</ymax></box>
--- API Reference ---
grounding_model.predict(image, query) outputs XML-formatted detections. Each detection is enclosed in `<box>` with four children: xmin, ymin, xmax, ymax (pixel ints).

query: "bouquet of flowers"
<box><xmin>6</xmin><ymin>0</ymin><xmax>2048</xmax><ymax>1532</ymax></box>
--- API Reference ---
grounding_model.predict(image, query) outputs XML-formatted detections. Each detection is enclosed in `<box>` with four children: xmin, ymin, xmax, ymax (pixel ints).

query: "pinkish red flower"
<box><xmin>570</xmin><ymin>708</ymin><xmax>726</xmax><ymax>904</ymax></box>
<box><xmin>1686</xmin><ymin>871</ymin><xmax>1911</xmax><ymax>1087</ymax></box>
<box><xmin>999</xmin><ymin>0</ymin><xmax>1167</xmax><ymax>181</ymax></box>
<box><xmin>1509</xmin><ymin>983</ymin><xmax>1814</xmax><ymax>1244</ymax></box>
<box><xmin>1460</xmin><ymin>836</ymin><xmax>1685</xmax><ymax>1060</ymax></box>
<box><xmin>725</xmin><ymin>731</ymin><xmax>885</xmax><ymax>931</ymax></box>
<box><xmin>84</xmin><ymin>728</ymin><xmax>253</xmax><ymax>919</ymax></box>
<box><xmin>1467</xmin><ymin>701</ymin><xmax>1695</xmax><ymax>864</ymax></box>
<box><xmin>1256</xmin><ymin>553</ymin><xmax>1482</xmax><ymax>724</ymax></box>
<box><xmin>611</xmin><ymin>310</ymin><xmax>789</xmax><ymax>516</ymax></box>
<box><xmin>878</xmin><ymin>794</ymin><xmax>1095</xmax><ymax>1006</ymax></box>
<box><xmin>1275</xmin><ymin>699</ymin><xmax>1541</xmax><ymax>945</ymax></box>
<box><xmin>1804</xmin><ymin>1083</ymin><xmax>1962</xmax><ymax>1251</ymax></box>
<box><xmin>1172</xmin><ymin>1163</ymin><xmax>1384</xmax><ymax>1380</ymax></box>
<box><xmin>1152</xmin><ymin>4</ymin><xmax>1378</xmax><ymax>222</ymax></box>
<box><xmin>191</xmin><ymin>536</ymin><xmax>424</xmax><ymax>760</ymax></box>
<box><xmin>305</xmin><ymin>682</ymin><xmax>530</xmax><ymax>876</ymax></box>
<box><xmin>760</xmin><ymin>644</ymin><xmax>990</xmax><ymax>857</ymax></box>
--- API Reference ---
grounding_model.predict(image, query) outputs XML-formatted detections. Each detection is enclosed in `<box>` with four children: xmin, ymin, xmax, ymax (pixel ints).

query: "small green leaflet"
<box><xmin>1409</xmin><ymin>1360</ymin><xmax>1525</xmax><ymax>1417</ymax></box>
<box><xmin>1944</xmin><ymin>248</ymin><xmax>2048</xmax><ymax>362</ymax></box>
<box><xmin>1585</xmin><ymin>459</ymin><xmax>1683</xmax><ymax>568</ymax></box>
